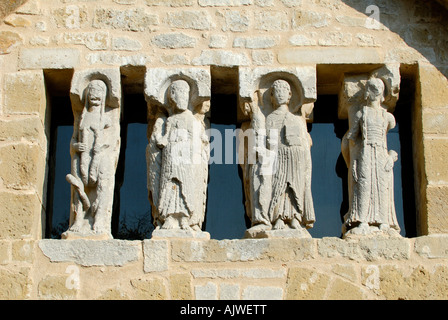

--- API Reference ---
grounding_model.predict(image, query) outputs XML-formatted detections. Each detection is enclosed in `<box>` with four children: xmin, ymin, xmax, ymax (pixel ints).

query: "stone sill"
<box><xmin>36</xmin><ymin>234</ymin><xmax>448</xmax><ymax>271</ymax></box>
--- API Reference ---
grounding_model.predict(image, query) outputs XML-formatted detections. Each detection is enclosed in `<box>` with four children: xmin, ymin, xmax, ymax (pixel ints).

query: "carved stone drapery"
<box><xmin>238</xmin><ymin>67</ymin><xmax>317</xmax><ymax>239</ymax></box>
<box><xmin>62</xmin><ymin>68</ymin><xmax>122</xmax><ymax>240</ymax></box>
<box><xmin>145</xmin><ymin>68</ymin><xmax>211</xmax><ymax>239</ymax></box>
<box><xmin>339</xmin><ymin>64</ymin><xmax>401</xmax><ymax>238</ymax></box>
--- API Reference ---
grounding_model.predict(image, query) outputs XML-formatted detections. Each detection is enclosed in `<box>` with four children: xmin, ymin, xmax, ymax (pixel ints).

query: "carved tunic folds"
<box><xmin>345</xmin><ymin>106</ymin><xmax>399</xmax><ymax>230</ymax></box>
<box><xmin>265</xmin><ymin>107</ymin><xmax>315</xmax><ymax>228</ymax></box>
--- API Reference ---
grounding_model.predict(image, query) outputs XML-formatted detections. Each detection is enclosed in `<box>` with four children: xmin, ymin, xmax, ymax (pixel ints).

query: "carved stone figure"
<box><xmin>239</xmin><ymin>68</ymin><xmax>317</xmax><ymax>238</ymax></box>
<box><xmin>146</xmin><ymin>70</ymin><xmax>210</xmax><ymax>239</ymax></box>
<box><xmin>63</xmin><ymin>69</ymin><xmax>121</xmax><ymax>239</ymax></box>
<box><xmin>341</xmin><ymin>76</ymin><xmax>401</xmax><ymax>237</ymax></box>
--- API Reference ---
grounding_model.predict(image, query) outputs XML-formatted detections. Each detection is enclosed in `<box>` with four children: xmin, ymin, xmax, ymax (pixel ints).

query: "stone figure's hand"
<box><xmin>384</xmin><ymin>156</ymin><xmax>394</xmax><ymax>172</ymax></box>
<box><xmin>73</xmin><ymin>142</ymin><xmax>87</xmax><ymax>152</ymax></box>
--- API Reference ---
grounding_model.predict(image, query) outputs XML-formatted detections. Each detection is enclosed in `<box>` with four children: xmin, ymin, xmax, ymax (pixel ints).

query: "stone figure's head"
<box><xmin>87</xmin><ymin>80</ymin><xmax>107</xmax><ymax>109</ymax></box>
<box><xmin>271</xmin><ymin>79</ymin><xmax>292</xmax><ymax>109</ymax></box>
<box><xmin>168</xmin><ymin>80</ymin><xmax>190</xmax><ymax>112</ymax></box>
<box><xmin>364</xmin><ymin>77</ymin><xmax>385</xmax><ymax>105</ymax></box>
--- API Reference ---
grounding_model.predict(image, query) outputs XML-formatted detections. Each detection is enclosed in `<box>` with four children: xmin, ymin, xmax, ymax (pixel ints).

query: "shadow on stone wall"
<box><xmin>0</xmin><ymin>0</ymin><xmax>28</xmax><ymax>20</ymax></box>
<box><xmin>342</xmin><ymin>0</ymin><xmax>448</xmax><ymax>79</ymax></box>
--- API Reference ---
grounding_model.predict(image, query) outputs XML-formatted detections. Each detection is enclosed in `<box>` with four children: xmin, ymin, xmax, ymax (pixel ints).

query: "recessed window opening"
<box><xmin>112</xmin><ymin>93</ymin><xmax>151</xmax><ymax>240</ymax></box>
<box><xmin>204</xmin><ymin>66</ymin><xmax>248</xmax><ymax>240</ymax></box>
<box><xmin>307</xmin><ymin>95</ymin><xmax>348</xmax><ymax>238</ymax></box>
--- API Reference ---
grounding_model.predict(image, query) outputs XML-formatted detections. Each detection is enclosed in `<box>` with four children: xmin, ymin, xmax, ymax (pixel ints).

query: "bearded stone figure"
<box><xmin>63</xmin><ymin>77</ymin><xmax>121</xmax><ymax>239</ymax></box>
<box><xmin>147</xmin><ymin>79</ymin><xmax>210</xmax><ymax>238</ymax></box>
<box><xmin>243</xmin><ymin>78</ymin><xmax>315</xmax><ymax>238</ymax></box>
<box><xmin>342</xmin><ymin>77</ymin><xmax>400</xmax><ymax>237</ymax></box>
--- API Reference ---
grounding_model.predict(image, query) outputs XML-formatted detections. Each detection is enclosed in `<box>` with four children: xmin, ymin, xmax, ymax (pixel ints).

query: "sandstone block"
<box><xmin>38</xmin><ymin>274</ymin><xmax>77</xmax><ymax>299</ymax></box>
<box><xmin>0</xmin><ymin>241</ymin><xmax>10</xmax><ymax>265</ymax></box>
<box><xmin>169</xmin><ymin>273</ymin><xmax>193</xmax><ymax>300</ymax></box>
<box><xmin>130</xmin><ymin>277</ymin><xmax>168</xmax><ymax>299</ymax></box>
<box><xmin>4</xmin><ymin>15</ymin><xmax>32</xmax><ymax>28</ymax></box>
<box><xmin>423</xmin><ymin>137</ymin><xmax>448</xmax><ymax>185</ymax></box>
<box><xmin>0</xmin><ymin>117</ymin><xmax>44</xmax><ymax>143</ymax></box>
<box><xmin>422</xmin><ymin>110</ymin><xmax>448</xmax><ymax>134</ymax></box>
<box><xmin>3</xmin><ymin>71</ymin><xmax>46</xmax><ymax>116</ymax></box>
<box><xmin>19</xmin><ymin>48</ymin><xmax>80</xmax><ymax>69</ymax></box>
<box><xmin>0</xmin><ymin>267</ymin><xmax>31</xmax><ymax>299</ymax></box>
<box><xmin>423</xmin><ymin>185</ymin><xmax>448</xmax><ymax>234</ymax></box>
<box><xmin>0</xmin><ymin>191</ymin><xmax>41</xmax><ymax>239</ymax></box>
<box><xmin>418</xmin><ymin>63</ymin><xmax>448</xmax><ymax>109</ymax></box>
<box><xmin>326</xmin><ymin>278</ymin><xmax>366</xmax><ymax>300</ymax></box>
<box><xmin>0</xmin><ymin>31</ymin><xmax>23</xmax><ymax>54</ymax></box>
<box><xmin>0</xmin><ymin>143</ymin><xmax>45</xmax><ymax>190</ymax></box>
<box><xmin>286</xmin><ymin>267</ymin><xmax>330</xmax><ymax>299</ymax></box>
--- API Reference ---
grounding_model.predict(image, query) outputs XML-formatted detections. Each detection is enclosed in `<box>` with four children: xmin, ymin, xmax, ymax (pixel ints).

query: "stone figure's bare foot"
<box><xmin>273</xmin><ymin>219</ymin><xmax>286</xmax><ymax>230</ymax></box>
<box><xmin>180</xmin><ymin>217</ymin><xmax>192</xmax><ymax>231</ymax></box>
<box><xmin>69</xmin><ymin>219</ymin><xmax>84</xmax><ymax>233</ymax></box>
<box><xmin>289</xmin><ymin>218</ymin><xmax>302</xmax><ymax>229</ymax></box>
<box><xmin>161</xmin><ymin>216</ymin><xmax>178</xmax><ymax>229</ymax></box>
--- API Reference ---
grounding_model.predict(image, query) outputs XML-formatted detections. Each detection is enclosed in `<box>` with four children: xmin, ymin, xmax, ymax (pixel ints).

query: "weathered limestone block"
<box><xmin>220</xmin><ymin>10</ymin><xmax>250</xmax><ymax>32</ymax></box>
<box><xmin>278</xmin><ymin>48</ymin><xmax>385</xmax><ymax>65</ymax></box>
<box><xmin>93</xmin><ymin>8</ymin><xmax>159</xmax><ymax>31</ymax></box>
<box><xmin>415</xmin><ymin>234</ymin><xmax>448</xmax><ymax>258</ymax></box>
<box><xmin>38</xmin><ymin>239</ymin><xmax>140</xmax><ymax>266</ymax></box>
<box><xmin>339</xmin><ymin>64</ymin><xmax>402</xmax><ymax>238</ymax></box>
<box><xmin>254</xmin><ymin>11</ymin><xmax>289</xmax><ymax>31</ymax></box>
<box><xmin>51</xmin><ymin>5</ymin><xmax>88</xmax><ymax>29</ymax></box>
<box><xmin>170</xmin><ymin>238</ymin><xmax>316</xmax><ymax>262</ymax></box>
<box><xmin>238</xmin><ymin>67</ymin><xmax>317</xmax><ymax>238</ymax></box>
<box><xmin>145</xmin><ymin>0</ymin><xmax>195</xmax><ymax>6</ymax></box>
<box><xmin>317</xmin><ymin>237</ymin><xmax>410</xmax><ymax>261</ymax></box>
<box><xmin>145</xmin><ymin>68</ymin><xmax>210</xmax><ymax>238</ymax></box>
<box><xmin>63</xmin><ymin>68</ymin><xmax>121</xmax><ymax>239</ymax></box>
<box><xmin>152</xmin><ymin>33</ymin><xmax>197</xmax><ymax>49</ymax></box>
<box><xmin>192</xmin><ymin>50</ymin><xmax>250</xmax><ymax>67</ymax></box>
<box><xmin>242</xmin><ymin>286</ymin><xmax>283</xmax><ymax>300</ymax></box>
<box><xmin>165</xmin><ymin>11</ymin><xmax>213</xmax><ymax>30</ymax></box>
<box><xmin>143</xmin><ymin>239</ymin><xmax>169</xmax><ymax>272</ymax></box>
<box><xmin>292</xmin><ymin>10</ymin><xmax>331</xmax><ymax>29</ymax></box>
<box><xmin>19</xmin><ymin>48</ymin><xmax>80</xmax><ymax>69</ymax></box>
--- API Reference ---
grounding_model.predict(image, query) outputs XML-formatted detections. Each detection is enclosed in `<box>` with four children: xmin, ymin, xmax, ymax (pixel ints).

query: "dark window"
<box><xmin>113</xmin><ymin>94</ymin><xmax>152</xmax><ymax>240</ymax></box>
<box><xmin>204</xmin><ymin>94</ymin><xmax>249</xmax><ymax>239</ymax></box>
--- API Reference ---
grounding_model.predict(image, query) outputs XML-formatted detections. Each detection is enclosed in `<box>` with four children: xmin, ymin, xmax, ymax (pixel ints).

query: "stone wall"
<box><xmin>1</xmin><ymin>0</ymin><xmax>448</xmax><ymax>300</ymax></box>
<box><xmin>1</xmin><ymin>235</ymin><xmax>448</xmax><ymax>299</ymax></box>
